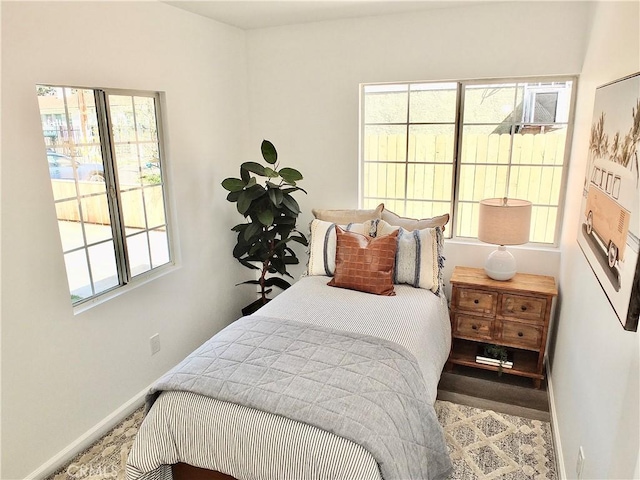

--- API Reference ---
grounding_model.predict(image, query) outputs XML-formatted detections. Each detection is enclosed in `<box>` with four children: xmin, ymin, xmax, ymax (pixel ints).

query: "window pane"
<box><xmin>64</xmin><ymin>250</ymin><xmax>92</xmax><ymax>301</ymax></box>
<box><xmin>408</xmin><ymin>125</ymin><xmax>455</xmax><ymax>163</ymax></box>
<box><xmin>144</xmin><ymin>186</ymin><xmax>166</xmax><ymax>229</ymax></box>
<box><xmin>509</xmin><ymin>165</ymin><xmax>563</xmax><ymax>205</ymax></box>
<box><xmin>121</xmin><ymin>189</ymin><xmax>146</xmax><ymax>231</ymax></box>
<box><xmin>363</xmin><ymin>163</ymin><xmax>406</xmax><ymax>201</ymax></box>
<box><xmin>405</xmin><ymin>200</ymin><xmax>452</xmax><ymax>220</ymax></box>
<box><xmin>55</xmin><ymin>201</ymin><xmax>83</xmax><ymax>251</ymax></box>
<box><xmin>81</xmin><ymin>194</ymin><xmax>112</xmax><ymax>244</ymax></box>
<box><xmin>364</xmin><ymin>85</ymin><xmax>408</xmax><ymax>123</ymax></box>
<box><xmin>406</xmin><ymin>164</ymin><xmax>453</xmax><ymax>201</ymax></box>
<box><xmin>456</xmin><ymin>201</ymin><xmax>480</xmax><ymax>238</ymax></box>
<box><xmin>134</xmin><ymin>97</ymin><xmax>158</xmax><ymax>142</ymax></box>
<box><xmin>530</xmin><ymin>206</ymin><xmax>557</xmax><ymax>243</ymax></box>
<box><xmin>37</xmin><ymin>84</ymin><xmax>119</xmax><ymax>304</ymax></box>
<box><xmin>88</xmin><ymin>241</ymin><xmax>119</xmax><ymax>293</ymax></box>
<box><xmin>461</xmin><ymin>127</ymin><xmax>512</xmax><ymax>164</ymax></box>
<box><xmin>464</xmin><ymin>84</ymin><xmax>522</xmax><ymax>124</ymax></box>
<box><xmin>363</xmin><ymin>125</ymin><xmax>407</xmax><ymax>162</ymax></box>
<box><xmin>150</xmin><ymin>229</ymin><xmax>170</xmax><ymax>268</ymax></box>
<box><xmin>511</xmin><ymin>127</ymin><xmax>567</xmax><ymax>165</ymax></box>
<box><xmin>110</xmin><ymin>95</ymin><xmax>136</xmax><ymax>143</ymax></box>
<box><xmin>127</xmin><ymin>232</ymin><xmax>151</xmax><ymax>277</ymax></box>
<box><xmin>409</xmin><ymin>83</ymin><xmax>457</xmax><ymax>123</ymax></box>
<box><xmin>458</xmin><ymin>164</ymin><xmax>509</xmax><ymax>202</ymax></box>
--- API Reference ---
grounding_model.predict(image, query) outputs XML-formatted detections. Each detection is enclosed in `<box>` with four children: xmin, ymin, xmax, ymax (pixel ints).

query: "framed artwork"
<box><xmin>577</xmin><ymin>72</ymin><xmax>640</xmax><ymax>332</ymax></box>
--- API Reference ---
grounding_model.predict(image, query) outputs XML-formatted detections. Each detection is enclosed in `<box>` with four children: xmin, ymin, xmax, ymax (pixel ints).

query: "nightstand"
<box><xmin>447</xmin><ymin>266</ymin><xmax>558</xmax><ymax>388</ymax></box>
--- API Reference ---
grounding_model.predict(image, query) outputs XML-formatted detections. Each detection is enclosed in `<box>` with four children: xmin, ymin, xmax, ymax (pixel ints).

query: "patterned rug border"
<box><xmin>47</xmin><ymin>400</ymin><xmax>557</xmax><ymax>479</ymax></box>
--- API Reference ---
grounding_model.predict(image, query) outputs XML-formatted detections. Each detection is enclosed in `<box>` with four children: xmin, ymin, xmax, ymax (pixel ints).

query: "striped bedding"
<box><xmin>127</xmin><ymin>276</ymin><xmax>451</xmax><ymax>480</ymax></box>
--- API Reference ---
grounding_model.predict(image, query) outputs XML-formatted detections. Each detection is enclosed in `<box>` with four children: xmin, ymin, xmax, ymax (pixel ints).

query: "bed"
<box><xmin>127</xmin><ymin>213</ymin><xmax>453</xmax><ymax>480</ymax></box>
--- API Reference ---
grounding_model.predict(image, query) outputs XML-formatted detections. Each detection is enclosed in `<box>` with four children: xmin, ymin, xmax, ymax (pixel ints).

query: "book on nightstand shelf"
<box><xmin>476</xmin><ymin>345</ymin><xmax>514</xmax><ymax>368</ymax></box>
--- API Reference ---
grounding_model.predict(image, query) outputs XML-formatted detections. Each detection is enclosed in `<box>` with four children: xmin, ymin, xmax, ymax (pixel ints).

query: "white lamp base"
<box><xmin>484</xmin><ymin>245</ymin><xmax>517</xmax><ymax>281</ymax></box>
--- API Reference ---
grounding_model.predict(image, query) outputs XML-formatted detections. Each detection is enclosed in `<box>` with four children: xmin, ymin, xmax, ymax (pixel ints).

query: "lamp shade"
<box><xmin>478</xmin><ymin>198</ymin><xmax>532</xmax><ymax>246</ymax></box>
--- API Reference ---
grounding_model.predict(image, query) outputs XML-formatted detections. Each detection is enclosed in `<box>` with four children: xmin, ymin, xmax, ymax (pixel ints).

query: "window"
<box><xmin>360</xmin><ymin>78</ymin><xmax>575</xmax><ymax>244</ymax></box>
<box><xmin>36</xmin><ymin>85</ymin><xmax>172</xmax><ymax>306</ymax></box>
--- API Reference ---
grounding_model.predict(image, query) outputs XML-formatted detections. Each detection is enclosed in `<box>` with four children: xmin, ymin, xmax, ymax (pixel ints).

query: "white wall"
<box><xmin>245</xmin><ymin>1</ymin><xmax>591</xmax><ymax>281</ymax></box>
<box><xmin>1</xmin><ymin>2</ymin><xmax>253</xmax><ymax>478</ymax></box>
<box><xmin>551</xmin><ymin>2</ymin><xmax>640</xmax><ymax>478</ymax></box>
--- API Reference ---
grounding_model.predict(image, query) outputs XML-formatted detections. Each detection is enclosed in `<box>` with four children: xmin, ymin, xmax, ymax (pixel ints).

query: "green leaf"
<box><xmin>281</xmin><ymin>194</ymin><xmax>300</xmax><ymax>215</ymax></box>
<box><xmin>240</xmin><ymin>167</ymin><xmax>250</xmax><ymax>183</ymax></box>
<box><xmin>264</xmin><ymin>277</ymin><xmax>292</xmax><ymax>290</ymax></box>
<box><xmin>257</xmin><ymin>209</ymin><xmax>274</xmax><ymax>226</ymax></box>
<box><xmin>264</xmin><ymin>167</ymin><xmax>278</xmax><ymax>178</ymax></box>
<box><xmin>236</xmin><ymin>280</ymin><xmax>260</xmax><ymax>286</ymax></box>
<box><xmin>282</xmin><ymin>186</ymin><xmax>308</xmax><ymax>195</ymax></box>
<box><xmin>279</xmin><ymin>167</ymin><xmax>303</xmax><ymax>184</ymax></box>
<box><xmin>273</xmin><ymin>215</ymin><xmax>296</xmax><ymax>225</ymax></box>
<box><xmin>246</xmin><ymin>177</ymin><xmax>257</xmax><ymax>188</ymax></box>
<box><xmin>231</xmin><ymin>223</ymin><xmax>248</xmax><ymax>232</ymax></box>
<box><xmin>238</xmin><ymin>258</ymin><xmax>260</xmax><ymax>270</ymax></box>
<box><xmin>237</xmin><ymin>191</ymin><xmax>252</xmax><ymax>215</ymax></box>
<box><xmin>226</xmin><ymin>190</ymin><xmax>241</xmax><ymax>202</ymax></box>
<box><xmin>241</xmin><ymin>162</ymin><xmax>266</xmax><ymax>176</ymax></box>
<box><xmin>244</xmin><ymin>221</ymin><xmax>262</xmax><ymax>241</ymax></box>
<box><xmin>245</xmin><ymin>184</ymin><xmax>267</xmax><ymax>201</ymax></box>
<box><xmin>222</xmin><ymin>177</ymin><xmax>245</xmax><ymax>192</ymax></box>
<box><xmin>268</xmin><ymin>188</ymin><xmax>284</xmax><ymax>206</ymax></box>
<box><xmin>261</xmin><ymin>140</ymin><xmax>278</xmax><ymax>165</ymax></box>
<box><xmin>233</xmin><ymin>242</ymin><xmax>250</xmax><ymax>258</ymax></box>
<box><xmin>290</xmin><ymin>234</ymin><xmax>308</xmax><ymax>246</ymax></box>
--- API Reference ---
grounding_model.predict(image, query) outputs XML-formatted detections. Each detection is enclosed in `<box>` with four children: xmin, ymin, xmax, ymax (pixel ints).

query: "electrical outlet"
<box><xmin>150</xmin><ymin>333</ymin><xmax>161</xmax><ymax>355</ymax></box>
<box><xmin>576</xmin><ymin>446</ymin><xmax>585</xmax><ymax>478</ymax></box>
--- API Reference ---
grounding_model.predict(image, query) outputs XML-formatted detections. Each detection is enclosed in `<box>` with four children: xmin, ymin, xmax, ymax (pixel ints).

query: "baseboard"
<box><xmin>546</xmin><ymin>361</ymin><xmax>567</xmax><ymax>480</ymax></box>
<box><xmin>25</xmin><ymin>384</ymin><xmax>150</xmax><ymax>480</ymax></box>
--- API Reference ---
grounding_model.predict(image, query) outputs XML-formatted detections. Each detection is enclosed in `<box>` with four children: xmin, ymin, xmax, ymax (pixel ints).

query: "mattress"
<box><xmin>127</xmin><ymin>276</ymin><xmax>451</xmax><ymax>480</ymax></box>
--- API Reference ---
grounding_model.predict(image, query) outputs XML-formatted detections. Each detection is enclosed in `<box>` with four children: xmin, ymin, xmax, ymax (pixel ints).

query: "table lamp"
<box><xmin>478</xmin><ymin>197</ymin><xmax>532</xmax><ymax>281</ymax></box>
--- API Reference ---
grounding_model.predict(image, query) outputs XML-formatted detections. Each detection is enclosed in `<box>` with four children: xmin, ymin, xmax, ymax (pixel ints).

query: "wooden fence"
<box><xmin>362</xmin><ymin>131</ymin><xmax>567</xmax><ymax>243</ymax></box>
<box><xmin>52</xmin><ymin>180</ymin><xmax>166</xmax><ymax>230</ymax></box>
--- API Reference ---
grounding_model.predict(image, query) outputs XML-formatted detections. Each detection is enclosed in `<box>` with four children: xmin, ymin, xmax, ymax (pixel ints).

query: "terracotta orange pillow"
<box><xmin>328</xmin><ymin>227</ymin><xmax>398</xmax><ymax>296</ymax></box>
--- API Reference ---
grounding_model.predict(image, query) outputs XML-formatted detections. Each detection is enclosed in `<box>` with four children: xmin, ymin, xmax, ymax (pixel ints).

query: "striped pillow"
<box><xmin>307</xmin><ymin>219</ymin><xmax>378</xmax><ymax>276</ymax></box>
<box><xmin>377</xmin><ymin>220</ymin><xmax>443</xmax><ymax>294</ymax></box>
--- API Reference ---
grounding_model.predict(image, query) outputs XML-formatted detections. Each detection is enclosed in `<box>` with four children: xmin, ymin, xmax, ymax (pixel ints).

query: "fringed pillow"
<box><xmin>307</xmin><ymin>219</ymin><xmax>379</xmax><ymax>276</ymax></box>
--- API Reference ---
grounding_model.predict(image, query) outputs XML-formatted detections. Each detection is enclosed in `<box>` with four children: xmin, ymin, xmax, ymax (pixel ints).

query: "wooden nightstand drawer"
<box><xmin>501</xmin><ymin>294</ymin><xmax>547</xmax><ymax>322</ymax></box>
<box><xmin>454</xmin><ymin>314</ymin><xmax>493</xmax><ymax>341</ymax></box>
<box><xmin>456</xmin><ymin>288</ymin><xmax>498</xmax><ymax>315</ymax></box>
<box><xmin>499</xmin><ymin>320</ymin><xmax>542</xmax><ymax>350</ymax></box>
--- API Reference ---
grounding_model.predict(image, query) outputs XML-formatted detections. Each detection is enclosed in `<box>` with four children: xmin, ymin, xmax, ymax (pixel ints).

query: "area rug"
<box><xmin>47</xmin><ymin>400</ymin><xmax>556</xmax><ymax>479</ymax></box>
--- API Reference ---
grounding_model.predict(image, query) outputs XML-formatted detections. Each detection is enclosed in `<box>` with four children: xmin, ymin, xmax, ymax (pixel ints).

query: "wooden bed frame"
<box><xmin>173</xmin><ymin>463</ymin><xmax>236</xmax><ymax>480</ymax></box>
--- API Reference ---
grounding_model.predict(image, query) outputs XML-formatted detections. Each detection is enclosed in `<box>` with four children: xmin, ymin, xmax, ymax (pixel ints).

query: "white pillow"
<box><xmin>307</xmin><ymin>219</ymin><xmax>377</xmax><ymax>276</ymax></box>
<box><xmin>376</xmin><ymin>220</ymin><xmax>443</xmax><ymax>293</ymax></box>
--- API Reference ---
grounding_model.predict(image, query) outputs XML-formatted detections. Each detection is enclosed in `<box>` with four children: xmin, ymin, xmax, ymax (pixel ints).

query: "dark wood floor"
<box><xmin>437</xmin><ymin>365</ymin><xmax>551</xmax><ymax>422</ymax></box>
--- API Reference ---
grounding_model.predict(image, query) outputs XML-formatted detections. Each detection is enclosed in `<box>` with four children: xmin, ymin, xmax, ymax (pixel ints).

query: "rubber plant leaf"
<box><xmin>222</xmin><ymin>177</ymin><xmax>245</xmax><ymax>192</ymax></box>
<box><xmin>279</xmin><ymin>167</ymin><xmax>303</xmax><ymax>184</ymax></box>
<box><xmin>261</xmin><ymin>140</ymin><xmax>278</xmax><ymax>165</ymax></box>
<box><xmin>241</xmin><ymin>161</ymin><xmax>266</xmax><ymax>176</ymax></box>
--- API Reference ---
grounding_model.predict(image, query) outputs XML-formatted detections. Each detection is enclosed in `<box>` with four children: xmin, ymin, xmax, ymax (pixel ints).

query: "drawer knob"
<box><xmin>474</xmin><ymin>299</ymin><xmax>479</xmax><ymax>304</ymax></box>
<box><xmin>521</xmin><ymin>305</ymin><xmax>527</xmax><ymax>311</ymax></box>
<box><xmin>518</xmin><ymin>332</ymin><xmax>524</xmax><ymax>337</ymax></box>
<box><xmin>472</xmin><ymin>325</ymin><xmax>478</xmax><ymax>330</ymax></box>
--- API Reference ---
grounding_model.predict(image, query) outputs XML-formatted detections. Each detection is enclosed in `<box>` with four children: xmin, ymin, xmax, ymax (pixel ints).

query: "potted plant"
<box><xmin>222</xmin><ymin>140</ymin><xmax>308</xmax><ymax>315</ymax></box>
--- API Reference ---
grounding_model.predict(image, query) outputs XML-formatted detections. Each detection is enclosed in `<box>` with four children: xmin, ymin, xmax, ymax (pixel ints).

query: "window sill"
<box><xmin>72</xmin><ymin>263</ymin><xmax>180</xmax><ymax>315</ymax></box>
<box><xmin>443</xmin><ymin>237</ymin><xmax>560</xmax><ymax>253</ymax></box>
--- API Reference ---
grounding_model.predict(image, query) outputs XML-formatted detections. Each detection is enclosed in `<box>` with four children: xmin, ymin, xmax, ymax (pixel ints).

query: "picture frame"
<box><xmin>577</xmin><ymin>72</ymin><xmax>640</xmax><ymax>332</ymax></box>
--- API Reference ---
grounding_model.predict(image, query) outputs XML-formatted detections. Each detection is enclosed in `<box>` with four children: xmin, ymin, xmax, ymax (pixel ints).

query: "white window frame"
<box><xmin>37</xmin><ymin>85</ymin><xmax>177</xmax><ymax>311</ymax></box>
<box><xmin>359</xmin><ymin>76</ymin><xmax>578</xmax><ymax>246</ymax></box>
